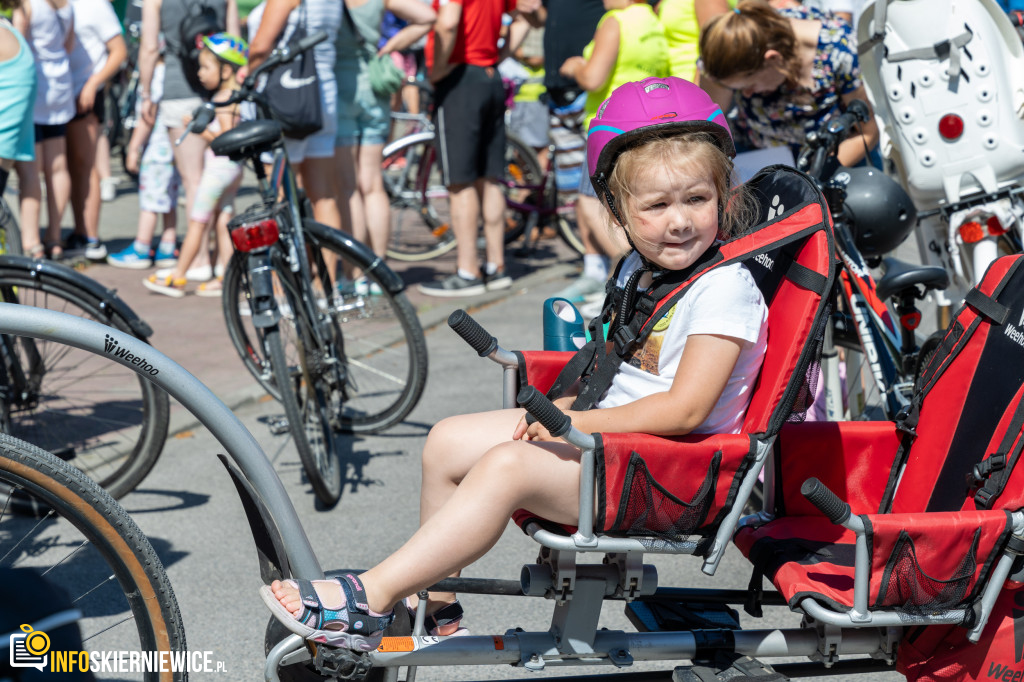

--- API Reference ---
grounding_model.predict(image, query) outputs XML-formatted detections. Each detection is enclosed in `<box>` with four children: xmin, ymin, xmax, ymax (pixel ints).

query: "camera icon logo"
<box><xmin>10</xmin><ymin>624</ymin><xmax>50</xmax><ymax>670</ymax></box>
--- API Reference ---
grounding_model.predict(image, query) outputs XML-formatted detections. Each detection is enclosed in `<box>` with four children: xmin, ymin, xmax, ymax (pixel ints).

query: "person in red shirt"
<box><xmin>417</xmin><ymin>0</ymin><xmax>540</xmax><ymax>297</ymax></box>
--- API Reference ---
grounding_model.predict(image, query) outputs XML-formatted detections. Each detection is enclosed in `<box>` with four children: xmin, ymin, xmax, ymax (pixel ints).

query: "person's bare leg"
<box><xmin>357</xmin><ymin>143</ymin><xmax>389</xmax><ymax>257</ymax></box>
<box><xmin>168</xmin><ymin>126</ymin><xmax>209</xmax><ymax>269</ymax></box>
<box><xmin>270</xmin><ymin>435</ymin><xmax>584</xmax><ymax>616</ymax></box>
<box><xmin>449</xmin><ymin>182</ymin><xmax>480</xmax><ymax>277</ymax></box>
<box><xmin>411</xmin><ymin>409</ymin><xmax>523</xmax><ymax>619</ymax></box>
<box><xmin>170</xmin><ymin>217</ymin><xmax>212</xmax><ymax>280</ymax></box>
<box><xmin>332</xmin><ymin>145</ymin><xmax>360</xmax><ymax>281</ymax></box>
<box><xmin>14</xmin><ymin>159</ymin><xmax>42</xmax><ymax>254</ymax></box>
<box><xmin>576</xmin><ymin>194</ymin><xmax>626</xmax><ymax>260</ymax></box>
<box><xmin>40</xmin><ymin>137</ymin><xmax>71</xmax><ymax>250</ymax></box>
<box><xmin>300</xmin><ymin>156</ymin><xmax>342</xmax><ymax>231</ymax></box>
<box><xmin>479</xmin><ymin>178</ymin><xmax>505</xmax><ymax>272</ymax></box>
<box><xmin>67</xmin><ymin>114</ymin><xmax>102</xmax><ymax>241</ymax></box>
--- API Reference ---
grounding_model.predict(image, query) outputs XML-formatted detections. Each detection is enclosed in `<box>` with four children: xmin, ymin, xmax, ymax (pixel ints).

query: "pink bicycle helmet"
<box><xmin>587</xmin><ymin>77</ymin><xmax>735</xmax><ymax>196</ymax></box>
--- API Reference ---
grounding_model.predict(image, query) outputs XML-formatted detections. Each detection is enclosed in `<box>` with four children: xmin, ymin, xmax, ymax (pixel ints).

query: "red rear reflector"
<box><xmin>986</xmin><ymin>215</ymin><xmax>1008</xmax><ymax>236</ymax></box>
<box><xmin>938</xmin><ymin>113</ymin><xmax>964</xmax><ymax>140</ymax></box>
<box><xmin>959</xmin><ymin>221</ymin><xmax>985</xmax><ymax>243</ymax></box>
<box><xmin>231</xmin><ymin>219</ymin><xmax>280</xmax><ymax>252</ymax></box>
<box><xmin>900</xmin><ymin>312</ymin><xmax>922</xmax><ymax>330</ymax></box>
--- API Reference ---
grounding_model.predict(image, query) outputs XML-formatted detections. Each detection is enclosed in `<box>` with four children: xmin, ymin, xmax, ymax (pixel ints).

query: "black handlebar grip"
<box><xmin>448</xmin><ymin>309</ymin><xmax>497</xmax><ymax>357</ymax></box>
<box><xmin>294</xmin><ymin>30</ymin><xmax>328</xmax><ymax>53</ymax></box>
<box><xmin>801</xmin><ymin>477</ymin><xmax>852</xmax><ymax>526</ymax></box>
<box><xmin>847</xmin><ymin>98</ymin><xmax>870</xmax><ymax>122</ymax></box>
<box><xmin>189</xmin><ymin>105</ymin><xmax>215</xmax><ymax>134</ymax></box>
<box><xmin>517</xmin><ymin>386</ymin><xmax>571</xmax><ymax>438</ymax></box>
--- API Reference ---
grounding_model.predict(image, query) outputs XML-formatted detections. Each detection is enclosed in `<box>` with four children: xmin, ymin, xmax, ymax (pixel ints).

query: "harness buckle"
<box><xmin>612</xmin><ymin>325</ymin><xmax>638</xmax><ymax>357</ymax></box>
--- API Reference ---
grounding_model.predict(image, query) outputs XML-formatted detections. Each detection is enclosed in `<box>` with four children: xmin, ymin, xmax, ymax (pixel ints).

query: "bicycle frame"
<box><xmin>830</xmin><ymin>223</ymin><xmax>914</xmax><ymax>420</ymax></box>
<box><xmin>0</xmin><ymin>305</ymin><xmax>902</xmax><ymax>682</ymax></box>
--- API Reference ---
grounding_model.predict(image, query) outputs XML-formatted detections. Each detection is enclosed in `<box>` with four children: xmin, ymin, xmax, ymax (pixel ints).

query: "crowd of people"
<box><xmin>0</xmin><ymin>0</ymin><xmax>1020</xmax><ymax>301</ymax></box>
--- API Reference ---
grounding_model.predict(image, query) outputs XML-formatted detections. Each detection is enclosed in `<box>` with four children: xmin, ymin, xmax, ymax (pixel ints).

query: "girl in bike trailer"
<box><xmin>698</xmin><ymin>0</ymin><xmax>879</xmax><ymax>167</ymax></box>
<box><xmin>143</xmin><ymin>32</ymin><xmax>247</xmax><ymax>298</ymax></box>
<box><xmin>261</xmin><ymin>76</ymin><xmax>769</xmax><ymax>651</ymax></box>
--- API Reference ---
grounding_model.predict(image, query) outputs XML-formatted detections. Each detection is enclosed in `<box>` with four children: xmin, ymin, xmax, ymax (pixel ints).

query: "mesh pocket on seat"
<box><xmin>877</xmin><ymin>529</ymin><xmax>979</xmax><ymax>615</ymax></box>
<box><xmin>611</xmin><ymin>451</ymin><xmax>720</xmax><ymax>538</ymax></box>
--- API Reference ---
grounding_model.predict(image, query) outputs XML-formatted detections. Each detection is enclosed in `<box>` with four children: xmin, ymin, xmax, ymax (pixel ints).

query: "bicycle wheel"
<box><xmin>0</xmin><ymin>433</ymin><xmax>187</xmax><ymax>680</ymax></box>
<box><xmin>383</xmin><ymin>135</ymin><xmax>455</xmax><ymax>262</ymax></box>
<box><xmin>223</xmin><ymin>234</ymin><xmax>428</xmax><ymax>434</ymax></box>
<box><xmin>264</xmin><ymin>299</ymin><xmax>342</xmax><ymax>507</ymax></box>
<box><xmin>0</xmin><ymin>264</ymin><xmax>170</xmax><ymax>499</ymax></box>
<box><xmin>0</xmin><ymin>195</ymin><xmax>23</xmax><ymax>256</ymax></box>
<box><xmin>502</xmin><ymin>133</ymin><xmax>544</xmax><ymax>245</ymax></box>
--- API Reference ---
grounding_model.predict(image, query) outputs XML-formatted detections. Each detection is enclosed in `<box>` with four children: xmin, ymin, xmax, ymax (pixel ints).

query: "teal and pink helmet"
<box><xmin>586</xmin><ymin>77</ymin><xmax>735</xmax><ymax>197</ymax></box>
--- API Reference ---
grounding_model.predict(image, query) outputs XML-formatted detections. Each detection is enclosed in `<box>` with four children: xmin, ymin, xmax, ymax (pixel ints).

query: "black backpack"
<box><xmin>177</xmin><ymin>0</ymin><xmax>223</xmax><ymax>97</ymax></box>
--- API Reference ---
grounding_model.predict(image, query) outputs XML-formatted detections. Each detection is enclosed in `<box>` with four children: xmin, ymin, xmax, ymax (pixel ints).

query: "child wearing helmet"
<box><xmin>260</xmin><ymin>77</ymin><xmax>769</xmax><ymax>650</ymax></box>
<box><xmin>143</xmin><ymin>32</ymin><xmax>248</xmax><ymax>297</ymax></box>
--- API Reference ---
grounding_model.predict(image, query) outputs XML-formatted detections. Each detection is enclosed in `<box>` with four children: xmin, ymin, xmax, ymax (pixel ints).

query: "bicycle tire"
<box><xmin>264</xmin><ymin>299</ymin><xmax>342</xmax><ymax>506</ymax></box>
<box><xmin>382</xmin><ymin>135</ymin><xmax>456</xmax><ymax>262</ymax></box>
<box><xmin>0</xmin><ymin>195</ymin><xmax>23</xmax><ymax>256</ymax></box>
<box><xmin>502</xmin><ymin>133</ymin><xmax>544</xmax><ymax>245</ymax></box>
<box><xmin>223</xmin><ymin>234</ymin><xmax>428</xmax><ymax>434</ymax></box>
<box><xmin>0</xmin><ymin>433</ymin><xmax>187</xmax><ymax>680</ymax></box>
<box><xmin>556</xmin><ymin>211</ymin><xmax>585</xmax><ymax>255</ymax></box>
<box><xmin>0</xmin><ymin>264</ymin><xmax>170</xmax><ymax>499</ymax></box>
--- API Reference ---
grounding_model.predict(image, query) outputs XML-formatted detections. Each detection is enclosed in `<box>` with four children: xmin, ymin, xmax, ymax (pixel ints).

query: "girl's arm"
<box><xmin>379</xmin><ymin>0</ymin><xmax>435</xmax><ymax>55</ymax></box>
<box><xmin>516</xmin><ymin>333</ymin><xmax>744</xmax><ymax>441</ymax></box>
<box><xmin>137</xmin><ymin>0</ymin><xmax>161</xmax><ymax>124</ymax></box>
<box><xmin>63</xmin><ymin>12</ymin><xmax>74</xmax><ymax>55</ymax></box>
<box><xmin>836</xmin><ymin>88</ymin><xmax>879</xmax><ymax>166</ymax></box>
<box><xmin>559</xmin><ymin>13</ymin><xmax>618</xmax><ymax>92</ymax></box>
<box><xmin>695</xmin><ymin>0</ymin><xmax>730</xmax><ymax>28</ymax></box>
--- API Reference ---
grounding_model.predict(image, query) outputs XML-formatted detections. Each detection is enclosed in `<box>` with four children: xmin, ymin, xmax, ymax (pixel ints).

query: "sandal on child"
<box><xmin>260</xmin><ymin>573</ymin><xmax>395</xmax><ymax>652</ymax></box>
<box><xmin>195</xmin><ymin>277</ymin><xmax>223</xmax><ymax>298</ymax></box>
<box><xmin>26</xmin><ymin>243</ymin><xmax>45</xmax><ymax>260</ymax></box>
<box><xmin>142</xmin><ymin>274</ymin><xmax>187</xmax><ymax>298</ymax></box>
<box><xmin>404</xmin><ymin>598</ymin><xmax>468</xmax><ymax>636</ymax></box>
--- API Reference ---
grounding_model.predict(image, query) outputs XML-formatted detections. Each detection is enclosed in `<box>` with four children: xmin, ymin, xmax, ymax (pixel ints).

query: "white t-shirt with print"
<box><xmin>595</xmin><ymin>253</ymin><xmax>769</xmax><ymax>435</ymax></box>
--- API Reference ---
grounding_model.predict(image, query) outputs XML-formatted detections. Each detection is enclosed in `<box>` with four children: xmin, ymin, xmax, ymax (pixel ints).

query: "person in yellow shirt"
<box><xmin>657</xmin><ymin>0</ymin><xmax>734</xmax><ymax>82</ymax></box>
<box><xmin>555</xmin><ymin>0</ymin><xmax>669</xmax><ymax>304</ymax></box>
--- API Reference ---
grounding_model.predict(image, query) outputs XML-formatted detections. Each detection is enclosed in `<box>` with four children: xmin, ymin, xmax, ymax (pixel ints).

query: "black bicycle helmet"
<box><xmin>831</xmin><ymin>166</ymin><xmax>917</xmax><ymax>256</ymax></box>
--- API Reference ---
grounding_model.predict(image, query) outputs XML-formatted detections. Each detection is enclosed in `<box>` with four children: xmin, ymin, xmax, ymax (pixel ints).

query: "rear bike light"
<box><xmin>986</xmin><ymin>215</ymin><xmax>1008</xmax><ymax>236</ymax></box>
<box><xmin>938</xmin><ymin>113</ymin><xmax>964</xmax><ymax>141</ymax></box>
<box><xmin>900</xmin><ymin>312</ymin><xmax>922</xmax><ymax>331</ymax></box>
<box><xmin>230</xmin><ymin>218</ymin><xmax>280</xmax><ymax>252</ymax></box>
<box><xmin>959</xmin><ymin>220</ymin><xmax>985</xmax><ymax>244</ymax></box>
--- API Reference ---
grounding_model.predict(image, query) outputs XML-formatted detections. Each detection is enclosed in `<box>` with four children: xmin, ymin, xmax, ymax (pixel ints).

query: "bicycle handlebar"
<box><xmin>798</xmin><ymin>98</ymin><xmax>870</xmax><ymax>181</ymax></box>
<box><xmin>178</xmin><ymin>30</ymin><xmax>329</xmax><ymax>143</ymax></box>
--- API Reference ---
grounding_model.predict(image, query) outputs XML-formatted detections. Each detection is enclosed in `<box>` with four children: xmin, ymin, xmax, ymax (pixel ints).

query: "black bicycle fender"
<box><xmin>0</xmin><ymin>255</ymin><xmax>155</xmax><ymax>340</ymax></box>
<box><xmin>216</xmin><ymin>454</ymin><xmax>291</xmax><ymax>583</ymax></box>
<box><xmin>302</xmin><ymin>218</ymin><xmax>405</xmax><ymax>294</ymax></box>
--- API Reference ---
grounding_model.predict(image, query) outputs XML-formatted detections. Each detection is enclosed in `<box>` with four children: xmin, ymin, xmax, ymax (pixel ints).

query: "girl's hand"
<box><xmin>513</xmin><ymin>406</ymin><xmax>578</xmax><ymax>442</ymax></box>
<box><xmin>181</xmin><ymin>113</ymin><xmax>192</xmax><ymax>127</ymax></box>
<box><xmin>76</xmin><ymin>83</ymin><xmax>97</xmax><ymax>114</ymax></box>
<box><xmin>125</xmin><ymin>146</ymin><xmax>142</xmax><ymax>174</ymax></box>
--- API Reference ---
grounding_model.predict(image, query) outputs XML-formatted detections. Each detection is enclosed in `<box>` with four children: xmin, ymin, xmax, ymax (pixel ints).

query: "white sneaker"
<box><xmin>100</xmin><ymin>177</ymin><xmax>118</xmax><ymax>202</ymax></box>
<box><xmin>84</xmin><ymin>241</ymin><xmax>108</xmax><ymax>260</ymax></box>
<box><xmin>156</xmin><ymin>264</ymin><xmax>212</xmax><ymax>282</ymax></box>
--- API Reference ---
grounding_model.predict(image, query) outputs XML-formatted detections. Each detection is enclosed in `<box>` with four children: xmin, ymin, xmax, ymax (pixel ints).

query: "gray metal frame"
<box><xmin>8</xmin><ymin>304</ymin><xmax>1022</xmax><ymax>681</ymax></box>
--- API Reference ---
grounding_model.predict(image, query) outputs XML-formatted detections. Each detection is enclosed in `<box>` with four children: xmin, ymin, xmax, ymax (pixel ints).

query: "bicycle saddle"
<box><xmin>210</xmin><ymin>120</ymin><xmax>282</xmax><ymax>161</ymax></box>
<box><xmin>875</xmin><ymin>257</ymin><xmax>950</xmax><ymax>301</ymax></box>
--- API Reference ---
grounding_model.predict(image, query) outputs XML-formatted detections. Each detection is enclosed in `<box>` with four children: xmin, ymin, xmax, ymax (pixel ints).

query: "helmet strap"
<box><xmin>596</xmin><ymin>174</ymin><xmax>654</xmax><ymax>270</ymax></box>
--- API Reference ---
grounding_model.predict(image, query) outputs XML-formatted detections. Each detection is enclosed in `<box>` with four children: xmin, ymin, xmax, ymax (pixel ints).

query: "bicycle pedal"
<box><xmin>267</xmin><ymin>416</ymin><xmax>290</xmax><ymax>436</ymax></box>
<box><xmin>312</xmin><ymin>645</ymin><xmax>372</xmax><ymax>679</ymax></box>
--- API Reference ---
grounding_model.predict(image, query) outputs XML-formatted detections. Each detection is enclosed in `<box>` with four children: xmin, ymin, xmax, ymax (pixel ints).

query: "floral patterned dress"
<box><xmin>732</xmin><ymin>8</ymin><xmax>860</xmax><ymax>156</ymax></box>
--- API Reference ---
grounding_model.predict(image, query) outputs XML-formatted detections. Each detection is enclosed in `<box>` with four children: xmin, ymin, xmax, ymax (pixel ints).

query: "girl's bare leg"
<box><xmin>167</xmin><ymin>125</ymin><xmax>209</xmax><ymax>269</ymax></box>
<box><xmin>271</xmin><ymin>433</ymin><xmax>584</xmax><ymax>617</ymax></box>
<box><xmin>356</xmin><ymin>143</ymin><xmax>387</xmax><ymax>257</ymax></box>
<box><xmin>39</xmin><ymin>137</ymin><xmax>71</xmax><ymax>249</ymax></box>
<box><xmin>15</xmin><ymin>159</ymin><xmax>42</xmax><ymax>254</ymax></box>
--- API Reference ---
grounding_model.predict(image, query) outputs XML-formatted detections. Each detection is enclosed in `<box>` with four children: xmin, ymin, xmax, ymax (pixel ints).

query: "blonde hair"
<box><xmin>605</xmin><ymin>132</ymin><xmax>756</xmax><ymax>248</ymax></box>
<box><xmin>699</xmin><ymin>0</ymin><xmax>802</xmax><ymax>88</ymax></box>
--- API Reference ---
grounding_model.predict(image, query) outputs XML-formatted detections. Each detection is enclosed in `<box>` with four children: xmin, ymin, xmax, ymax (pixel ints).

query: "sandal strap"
<box><xmin>293</xmin><ymin>576</ymin><xmax>394</xmax><ymax>636</ymax></box>
<box><xmin>337</xmin><ymin>573</ymin><xmax>395</xmax><ymax>635</ymax></box>
<box><xmin>425</xmin><ymin>601</ymin><xmax>464</xmax><ymax>631</ymax></box>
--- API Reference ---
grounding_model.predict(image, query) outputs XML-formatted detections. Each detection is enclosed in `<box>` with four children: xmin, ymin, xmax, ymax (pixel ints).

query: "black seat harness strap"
<box><xmin>543</xmin><ymin>246</ymin><xmax>722</xmax><ymax>412</ymax></box>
